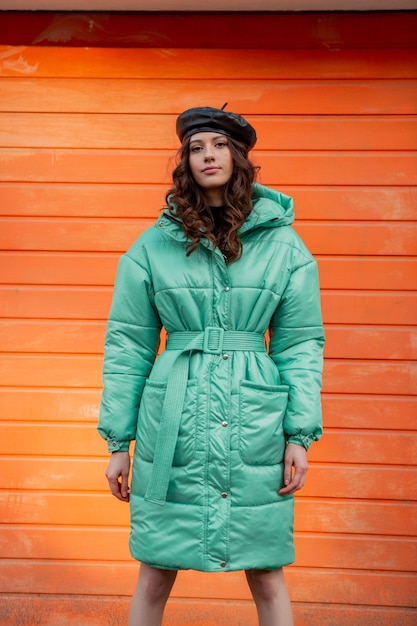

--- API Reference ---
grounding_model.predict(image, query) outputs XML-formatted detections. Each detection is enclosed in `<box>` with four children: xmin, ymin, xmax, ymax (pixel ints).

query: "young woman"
<box><xmin>98</xmin><ymin>105</ymin><xmax>325</xmax><ymax>626</ymax></box>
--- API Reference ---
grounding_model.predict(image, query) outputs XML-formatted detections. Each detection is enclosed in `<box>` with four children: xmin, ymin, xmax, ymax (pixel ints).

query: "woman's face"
<box><xmin>188</xmin><ymin>132</ymin><xmax>234</xmax><ymax>203</ymax></box>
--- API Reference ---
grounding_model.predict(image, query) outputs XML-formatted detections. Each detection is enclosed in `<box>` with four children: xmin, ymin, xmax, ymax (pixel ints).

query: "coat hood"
<box><xmin>242</xmin><ymin>183</ymin><xmax>294</xmax><ymax>233</ymax></box>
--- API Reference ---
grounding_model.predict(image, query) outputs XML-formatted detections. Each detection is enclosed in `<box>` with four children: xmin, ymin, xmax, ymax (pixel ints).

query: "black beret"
<box><xmin>176</xmin><ymin>105</ymin><xmax>257</xmax><ymax>149</ymax></box>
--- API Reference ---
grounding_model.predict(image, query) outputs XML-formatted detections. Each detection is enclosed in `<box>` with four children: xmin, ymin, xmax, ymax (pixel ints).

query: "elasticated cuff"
<box><xmin>287</xmin><ymin>433</ymin><xmax>315</xmax><ymax>451</ymax></box>
<box><xmin>107</xmin><ymin>439</ymin><xmax>131</xmax><ymax>453</ymax></box>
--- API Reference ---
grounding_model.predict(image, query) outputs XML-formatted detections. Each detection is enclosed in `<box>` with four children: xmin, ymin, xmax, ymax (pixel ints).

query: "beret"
<box><xmin>176</xmin><ymin>105</ymin><xmax>257</xmax><ymax>149</ymax></box>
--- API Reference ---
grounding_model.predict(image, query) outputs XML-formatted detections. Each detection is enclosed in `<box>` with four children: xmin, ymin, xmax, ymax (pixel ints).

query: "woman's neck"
<box><xmin>203</xmin><ymin>188</ymin><xmax>226</xmax><ymax>207</ymax></box>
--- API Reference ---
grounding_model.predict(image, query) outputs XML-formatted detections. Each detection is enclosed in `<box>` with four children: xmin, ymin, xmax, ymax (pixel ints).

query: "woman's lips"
<box><xmin>202</xmin><ymin>167</ymin><xmax>220</xmax><ymax>174</ymax></box>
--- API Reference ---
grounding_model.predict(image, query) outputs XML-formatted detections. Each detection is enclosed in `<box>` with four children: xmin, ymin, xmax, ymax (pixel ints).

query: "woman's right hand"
<box><xmin>105</xmin><ymin>451</ymin><xmax>131</xmax><ymax>502</ymax></box>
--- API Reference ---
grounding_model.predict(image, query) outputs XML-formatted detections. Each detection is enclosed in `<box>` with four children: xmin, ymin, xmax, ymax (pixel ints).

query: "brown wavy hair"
<box><xmin>165</xmin><ymin>136</ymin><xmax>258</xmax><ymax>263</ymax></box>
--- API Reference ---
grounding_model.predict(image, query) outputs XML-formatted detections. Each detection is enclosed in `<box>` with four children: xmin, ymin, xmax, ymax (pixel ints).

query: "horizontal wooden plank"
<box><xmin>2</xmin><ymin>183</ymin><xmax>416</xmax><ymax>221</ymax></box>
<box><xmin>321</xmin><ymin>291</ymin><xmax>417</xmax><ymax>325</ymax></box>
<box><xmin>1</xmin><ymin>48</ymin><xmax>417</xmax><ymax>79</ymax></box>
<box><xmin>322</xmin><ymin>395</ymin><xmax>417</xmax><ymax>430</ymax></box>
<box><xmin>0</xmin><ymin>491</ymin><xmax>415</xmax><ymax>537</ymax></box>
<box><xmin>0</xmin><ymin>527</ymin><xmax>414</xmax><ymax>572</ymax></box>
<box><xmin>0</xmin><ymin>320</ymin><xmax>105</xmax><ymax>354</ymax></box>
<box><xmin>0</xmin><ymin>458</ymin><xmax>109</xmax><ymax>491</ymax></box>
<box><xmin>0</xmin><ymin>354</ymin><xmax>416</xmax><ymax>395</ymax></box>
<box><xmin>295</xmin><ymin>499</ymin><xmax>417</xmax><ymax>537</ymax></box>
<box><xmin>0</xmin><ymin>565</ymin><xmax>415</xmax><ymax>610</ymax></box>
<box><xmin>0</xmin><ymin>389</ymin><xmax>101</xmax><ymax>423</ymax></box>
<box><xmin>292</xmin><ymin>187</ymin><xmax>417</xmax><ymax>221</ymax></box>
<box><xmin>1</xmin><ymin>458</ymin><xmax>415</xmax><ymax>501</ymax></box>
<box><xmin>2</xmin><ymin>253</ymin><xmax>416</xmax><ymax>290</ymax></box>
<box><xmin>318</xmin><ymin>257</ymin><xmax>417</xmax><ymax>290</ymax></box>
<box><xmin>288</xmin><ymin>569</ymin><xmax>417</xmax><ymax>608</ymax></box>
<box><xmin>0</xmin><ymin>182</ymin><xmax>166</xmax><ymax>219</ymax></box>
<box><xmin>0</xmin><ymin>252</ymin><xmax>122</xmax><ymax>285</ymax></box>
<box><xmin>1</xmin><ymin>149</ymin><xmax>416</xmax><ymax>185</ymax></box>
<box><xmin>297</xmin><ymin>223</ymin><xmax>417</xmax><ymax>256</ymax></box>
<box><xmin>0</xmin><ymin>286</ymin><xmax>113</xmax><ymax>319</ymax></box>
<box><xmin>243</xmin><ymin>153</ymin><xmax>417</xmax><ymax>187</ymax></box>
<box><xmin>3</xmin><ymin>78</ymin><xmax>416</xmax><ymax>115</ymax></box>
<box><xmin>2</xmin><ymin>218</ymin><xmax>416</xmax><ymax>256</ymax></box>
<box><xmin>1</xmin><ymin>321</ymin><xmax>415</xmax><ymax>361</ymax></box>
<box><xmin>0</xmin><ymin>421</ymin><xmax>102</xmax><ymax>456</ymax></box>
<box><xmin>1</xmin><ymin>422</ymin><xmax>416</xmax><ymax>465</ymax></box>
<box><xmin>0</xmin><ymin>355</ymin><xmax>103</xmax><ymax>388</ymax></box>
<box><xmin>0</xmin><ymin>595</ymin><xmax>130</xmax><ymax>626</ymax></box>
<box><xmin>0</xmin><ymin>218</ymin><xmax>150</xmax><ymax>253</ymax></box>
<box><xmin>1</xmin><ymin>390</ymin><xmax>413</xmax><ymax>434</ymax></box>
<box><xmin>0</xmin><ymin>492</ymin><xmax>131</xmax><ymax>527</ymax></box>
<box><xmin>0</xmin><ymin>527</ymin><xmax>128</xmax><ymax>562</ymax></box>
<box><xmin>0</xmin><ymin>566</ymin><xmax>407</xmax><ymax>612</ymax></box>
<box><xmin>2</xmin><ymin>113</ymin><xmax>417</xmax><ymax>150</ymax></box>
<box><xmin>1</xmin><ymin>11</ymin><xmax>416</xmax><ymax>50</ymax></box>
<box><xmin>0</xmin><ymin>287</ymin><xmax>414</xmax><ymax>325</ymax></box>
<box><xmin>309</xmin><ymin>430</ymin><xmax>417</xmax><ymax>466</ymax></box>
<box><xmin>323</xmin><ymin>327</ymin><xmax>417</xmax><ymax>360</ymax></box>
<box><xmin>1</xmin><ymin>594</ymin><xmax>416</xmax><ymax>626</ymax></box>
<box><xmin>303</xmin><ymin>465</ymin><xmax>417</xmax><ymax>501</ymax></box>
<box><xmin>323</xmin><ymin>360</ymin><xmax>417</xmax><ymax>396</ymax></box>
<box><xmin>292</xmin><ymin>605</ymin><xmax>417</xmax><ymax>626</ymax></box>
<box><xmin>1</xmin><ymin>390</ymin><xmax>414</xmax><ymax>431</ymax></box>
<box><xmin>301</xmin><ymin>535</ymin><xmax>417</xmax><ymax>577</ymax></box>
<box><xmin>2</xmin><ymin>253</ymin><xmax>414</xmax><ymax>291</ymax></box>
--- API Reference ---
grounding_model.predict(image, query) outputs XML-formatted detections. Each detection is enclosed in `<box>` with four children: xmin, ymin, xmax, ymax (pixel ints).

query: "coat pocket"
<box><xmin>238</xmin><ymin>380</ymin><xmax>289</xmax><ymax>466</ymax></box>
<box><xmin>136</xmin><ymin>378</ymin><xmax>198</xmax><ymax>466</ymax></box>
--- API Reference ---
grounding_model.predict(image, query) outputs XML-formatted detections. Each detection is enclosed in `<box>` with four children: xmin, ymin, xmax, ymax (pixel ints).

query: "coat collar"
<box><xmin>157</xmin><ymin>183</ymin><xmax>294</xmax><ymax>246</ymax></box>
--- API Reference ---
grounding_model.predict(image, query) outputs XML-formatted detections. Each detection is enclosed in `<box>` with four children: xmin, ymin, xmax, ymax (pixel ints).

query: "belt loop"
<box><xmin>203</xmin><ymin>327</ymin><xmax>224</xmax><ymax>354</ymax></box>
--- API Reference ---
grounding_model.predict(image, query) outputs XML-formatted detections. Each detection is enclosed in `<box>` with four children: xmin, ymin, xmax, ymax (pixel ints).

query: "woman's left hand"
<box><xmin>278</xmin><ymin>443</ymin><xmax>308</xmax><ymax>495</ymax></box>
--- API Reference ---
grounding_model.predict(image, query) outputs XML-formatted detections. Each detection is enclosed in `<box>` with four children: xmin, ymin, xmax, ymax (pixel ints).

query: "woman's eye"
<box><xmin>216</xmin><ymin>142</ymin><xmax>227</xmax><ymax>148</ymax></box>
<box><xmin>191</xmin><ymin>146</ymin><xmax>202</xmax><ymax>153</ymax></box>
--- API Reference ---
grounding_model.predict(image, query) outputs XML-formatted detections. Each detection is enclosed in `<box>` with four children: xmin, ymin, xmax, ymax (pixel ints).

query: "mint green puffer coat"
<box><xmin>98</xmin><ymin>183</ymin><xmax>324</xmax><ymax>572</ymax></box>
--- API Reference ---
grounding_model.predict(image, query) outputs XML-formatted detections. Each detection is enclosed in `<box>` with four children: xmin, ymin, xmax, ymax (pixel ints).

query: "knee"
<box><xmin>138</xmin><ymin>565</ymin><xmax>177</xmax><ymax>604</ymax></box>
<box><xmin>246</xmin><ymin>568</ymin><xmax>285</xmax><ymax>604</ymax></box>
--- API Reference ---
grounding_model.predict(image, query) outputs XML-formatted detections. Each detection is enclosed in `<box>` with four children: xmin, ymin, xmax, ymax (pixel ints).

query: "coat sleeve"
<box><xmin>98</xmin><ymin>251</ymin><xmax>162</xmax><ymax>452</ymax></box>
<box><xmin>269</xmin><ymin>257</ymin><xmax>325</xmax><ymax>450</ymax></box>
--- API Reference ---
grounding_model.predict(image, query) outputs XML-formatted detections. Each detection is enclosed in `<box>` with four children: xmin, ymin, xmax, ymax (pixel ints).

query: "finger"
<box><xmin>120</xmin><ymin>472</ymin><xmax>130</xmax><ymax>501</ymax></box>
<box><xmin>106</xmin><ymin>466</ymin><xmax>127</xmax><ymax>501</ymax></box>
<box><xmin>279</xmin><ymin>467</ymin><xmax>295</xmax><ymax>495</ymax></box>
<box><xmin>279</xmin><ymin>480</ymin><xmax>296</xmax><ymax>495</ymax></box>
<box><xmin>107</xmin><ymin>474</ymin><xmax>124</xmax><ymax>500</ymax></box>
<box><xmin>283</xmin><ymin>458</ymin><xmax>293</xmax><ymax>487</ymax></box>
<box><xmin>279</xmin><ymin>466</ymin><xmax>307</xmax><ymax>495</ymax></box>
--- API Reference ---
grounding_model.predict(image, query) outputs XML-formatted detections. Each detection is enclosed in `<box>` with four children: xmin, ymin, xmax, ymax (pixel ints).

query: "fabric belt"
<box><xmin>144</xmin><ymin>328</ymin><xmax>266</xmax><ymax>505</ymax></box>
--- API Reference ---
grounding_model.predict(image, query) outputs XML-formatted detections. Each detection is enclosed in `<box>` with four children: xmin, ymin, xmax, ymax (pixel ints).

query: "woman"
<box><xmin>98</xmin><ymin>105</ymin><xmax>325</xmax><ymax>626</ymax></box>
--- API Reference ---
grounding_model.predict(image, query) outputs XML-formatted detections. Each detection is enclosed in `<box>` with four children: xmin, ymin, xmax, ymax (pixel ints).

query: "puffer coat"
<box><xmin>98</xmin><ymin>183</ymin><xmax>325</xmax><ymax>572</ymax></box>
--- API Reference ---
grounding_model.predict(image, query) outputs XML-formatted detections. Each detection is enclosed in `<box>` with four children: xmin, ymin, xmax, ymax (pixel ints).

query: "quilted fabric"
<box><xmin>98</xmin><ymin>183</ymin><xmax>325</xmax><ymax>572</ymax></box>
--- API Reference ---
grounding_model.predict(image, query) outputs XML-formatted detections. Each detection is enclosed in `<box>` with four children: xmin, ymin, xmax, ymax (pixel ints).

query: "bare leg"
<box><xmin>245</xmin><ymin>568</ymin><xmax>293</xmax><ymax>626</ymax></box>
<box><xmin>128</xmin><ymin>563</ymin><xmax>178</xmax><ymax>626</ymax></box>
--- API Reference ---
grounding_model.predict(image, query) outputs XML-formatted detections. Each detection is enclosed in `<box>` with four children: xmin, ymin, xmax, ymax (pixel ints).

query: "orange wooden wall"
<box><xmin>0</xmin><ymin>11</ymin><xmax>416</xmax><ymax>626</ymax></box>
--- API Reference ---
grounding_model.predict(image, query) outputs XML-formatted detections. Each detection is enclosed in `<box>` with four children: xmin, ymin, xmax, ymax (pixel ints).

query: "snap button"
<box><xmin>222</xmin><ymin>354</ymin><xmax>229</xmax><ymax>360</ymax></box>
<box><xmin>220</xmin><ymin>561</ymin><xmax>226</xmax><ymax>568</ymax></box>
<box><xmin>221</xmin><ymin>421</ymin><xmax>228</xmax><ymax>427</ymax></box>
<box><xmin>221</xmin><ymin>492</ymin><xmax>228</xmax><ymax>499</ymax></box>
<box><xmin>224</xmin><ymin>286</ymin><xmax>230</xmax><ymax>292</ymax></box>
<box><xmin>111</xmin><ymin>441</ymin><xmax>117</xmax><ymax>448</ymax></box>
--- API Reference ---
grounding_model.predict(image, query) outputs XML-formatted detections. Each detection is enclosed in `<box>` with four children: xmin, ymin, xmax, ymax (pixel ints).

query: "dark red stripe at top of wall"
<box><xmin>0</xmin><ymin>11</ymin><xmax>417</xmax><ymax>49</ymax></box>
